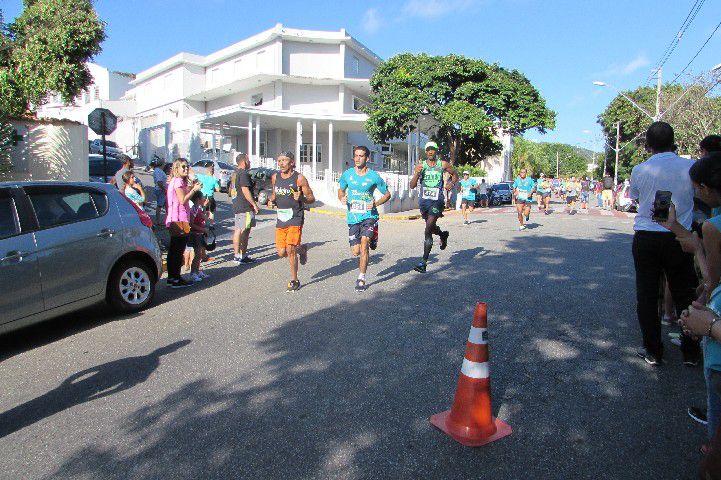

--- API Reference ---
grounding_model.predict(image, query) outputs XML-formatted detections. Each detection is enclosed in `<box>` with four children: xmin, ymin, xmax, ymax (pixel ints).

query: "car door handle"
<box><xmin>1</xmin><ymin>250</ymin><xmax>30</xmax><ymax>262</ymax></box>
<box><xmin>97</xmin><ymin>229</ymin><xmax>116</xmax><ymax>238</ymax></box>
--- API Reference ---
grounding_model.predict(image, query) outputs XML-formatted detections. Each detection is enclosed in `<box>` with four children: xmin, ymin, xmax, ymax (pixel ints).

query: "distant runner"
<box><xmin>513</xmin><ymin>168</ymin><xmax>535</xmax><ymax>230</ymax></box>
<box><xmin>338</xmin><ymin>146</ymin><xmax>391</xmax><ymax>291</ymax></box>
<box><xmin>459</xmin><ymin>170</ymin><xmax>478</xmax><ymax>225</ymax></box>
<box><xmin>269</xmin><ymin>151</ymin><xmax>315</xmax><ymax>292</ymax></box>
<box><xmin>537</xmin><ymin>173</ymin><xmax>552</xmax><ymax>215</ymax></box>
<box><xmin>409</xmin><ymin>141</ymin><xmax>458</xmax><ymax>273</ymax></box>
<box><xmin>566</xmin><ymin>175</ymin><xmax>579</xmax><ymax>214</ymax></box>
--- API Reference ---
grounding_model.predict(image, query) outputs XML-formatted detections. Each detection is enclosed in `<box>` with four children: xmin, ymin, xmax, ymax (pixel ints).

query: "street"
<box><xmin>0</xmin><ymin>186</ymin><xmax>707</xmax><ymax>480</ymax></box>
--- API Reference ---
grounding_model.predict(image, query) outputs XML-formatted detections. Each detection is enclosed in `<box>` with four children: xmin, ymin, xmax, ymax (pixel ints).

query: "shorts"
<box><xmin>419</xmin><ymin>200</ymin><xmax>445</xmax><ymax>219</ymax></box>
<box><xmin>602</xmin><ymin>190</ymin><xmax>613</xmax><ymax>201</ymax></box>
<box><xmin>580</xmin><ymin>192</ymin><xmax>589</xmax><ymax>202</ymax></box>
<box><xmin>234</xmin><ymin>211</ymin><xmax>256</xmax><ymax>230</ymax></box>
<box><xmin>566</xmin><ymin>195</ymin><xmax>577</xmax><ymax>204</ymax></box>
<box><xmin>154</xmin><ymin>188</ymin><xmax>166</xmax><ymax>208</ymax></box>
<box><xmin>541</xmin><ymin>192</ymin><xmax>551</xmax><ymax>199</ymax></box>
<box><xmin>206</xmin><ymin>196</ymin><xmax>217</xmax><ymax>213</ymax></box>
<box><xmin>479</xmin><ymin>194</ymin><xmax>488</xmax><ymax>200</ymax></box>
<box><xmin>516</xmin><ymin>197</ymin><xmax>533</xmax><ymax>204</ymax></box>
<box><xmin>348</xmin><ymin>218</ymin><xmax>378</xmax><ymax>246</ymax></box>
<box><xmin>461</xmin><ymin>198</ymin><xmax>475</xmax><ymax>207</ymax></box>
<box><xmin>276</xmin><ymin>225</ymin><xmax>303</xmax><ymax>249</ymax></box>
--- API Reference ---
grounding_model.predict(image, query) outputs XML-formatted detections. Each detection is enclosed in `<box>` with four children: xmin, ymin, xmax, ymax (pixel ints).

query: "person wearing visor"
<box><xmin>410</xmin><ymin>141</ymin><xmax>458</xmax><ymax>272</ymax></box>
<box><xmin>513</xmin><ymin>167</ymin><xmax>535</xmax><ymax>230</ymax></box>
<box><xmin>459</xmin><ymin>170</ymin><xmax>478</xmax><ymax>225</ymax></box>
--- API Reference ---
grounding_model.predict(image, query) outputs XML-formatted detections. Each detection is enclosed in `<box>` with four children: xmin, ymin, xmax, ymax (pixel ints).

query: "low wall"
<box><xmin>3</xmin><ymin>118</ymin><xmax>88</xmax><ymax>182</ymax></box>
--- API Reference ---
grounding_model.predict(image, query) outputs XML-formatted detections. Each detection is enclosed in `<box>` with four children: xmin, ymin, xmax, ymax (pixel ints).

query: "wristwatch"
<box><xmin>709</xmin><ymin>317</ymin><xmax>720</xmax><ymax>337</ymax></box>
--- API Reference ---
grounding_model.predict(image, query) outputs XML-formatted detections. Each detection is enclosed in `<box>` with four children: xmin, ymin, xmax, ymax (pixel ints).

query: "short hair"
<box><xmin>689</xmin><ymin>152</ymin><xmax>721</xmax><ymax>191</ymax></box>
<box><xmin>117</xmin><ymin>154</ymin><xmax>132</xmax><ymax>166</ymax></box>
<box><xmin>122</xmin><ymin>171</ymin><xmax>134</xmax><ymax>184</ymax></box>
<box><xmin>354</xmin><ymin>145</ymin><xmax>370</xmax><ymax>157</ymax></box>
<box><xmin>279</xmin><ymin>151</ymin><xmax>295</xmax><ymax>162</ymax></box>
<box><xmin>700</xmin><ymin>135</ymin><xmax>721</xmax><ymax>154</ymax></box>
<box><xmin>645</xmin><ymin>122</ymin><xmax>675</xmax><ymax>152</ymax></box>
<box><xmin>235</xmin><ymin>153</ymin><xmax>248</xmax><ymax>165</ymax></box>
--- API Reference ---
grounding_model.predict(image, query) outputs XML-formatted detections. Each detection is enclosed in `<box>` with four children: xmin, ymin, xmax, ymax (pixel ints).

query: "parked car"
<box><xmin>248</xmin><ymin>167</ymin><xmax>277</xmax><ymax>205</ymax></box>
<box><xmin>614</xmin><ymin>183</ymin><xmax>638</xmax><ymax>212</ymax></box>
<box><xmin>190</xmin><ymin>159</ymin><xmax>235</xmax><ymax>191</ymax></box>
<box><xmin>89</xmin><ymin>139</ymin><xmax>123</xmax><ymax>157</ymax></box>
<box><xmin>489</xmin><ymin>182</ymin><xmax>513</xmax><ymax>206</ymax></box>
<box><xmin>89</xmin><ymin>155</ymin><xmax>125</xmax><ymax>183</ymax></box>
<box><xmin>0</xmin><ymin>181</ymin><xmax>162</xmax><ymax>335</ymax></box>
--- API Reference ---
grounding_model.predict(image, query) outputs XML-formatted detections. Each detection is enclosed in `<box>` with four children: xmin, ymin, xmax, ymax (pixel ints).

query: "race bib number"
<box><xmin>277</xmin><ymin>208</ymin><xmax>293</xmax><ymax>222</ymax></box>
<box><xmin>462</xmin><ymin>187</ymin><xmax>470</xmax><ymax>197</ymax></box>
<box><xmin>350</xmin><ymin>200</ymin><xmax>368</xmax><ymax>214</ymax></box>
<box><xmin>422</xmin><ymin>187</ymin><xmax>440</xmax><ymax>200</ymax></box>
<box><xmin>517</xmin><ymin>191</ymin><xmax>529</xmax><ymax>201</ymax></box>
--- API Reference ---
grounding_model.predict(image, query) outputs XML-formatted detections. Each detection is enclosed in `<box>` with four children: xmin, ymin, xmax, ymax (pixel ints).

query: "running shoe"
<box><xmin>169</xmin><ymin>277</ymin><xmax>194</xmax><ymax>289</ymax></box>
<box><xmin>231</xmin><ymin>255</ymin><xmax>243</xmax><ymax>265</ymax></box>
<box><xmin>199</xmin><ymin>271</ymin><xmax>210</xmax><ymax>279</ymax></box>
<box><xmin>413</xmin><ymin>261</ymin><xmax>427</xmax><ymax>273</ymax></box>
<box><xmin>355</xmin><ymin>279</ymin><xmax>367</xmax><ymax>291</ymax></box>
<box><xmin>190</xmin><ymin>272</ymin><xmax>203</xmax><ymax>282</ymax></box>
<box><xmin>369</xmin><ymin>238</ymin><xmax>378</xmax><ymax>250</ymax></box>
<box><xmin>544</xmin><ymin>210</ymin><xmax>550</xmax><ymax>215</ymax></box>
<box><xmin>286</xmin><ymin>280</ymin><xmax>301</xmax><ymax>292</ymax></box>
<box><xmin>688</xmin><ymin>406</ymin><xmax>708</xmax><ymax>425</ymax></box>
<box><xmin>525</xmin><ymin>215</ymin><xmax>530</xmax><ymax>222</ymax></box>
<box><xmin>298</xmin><ymin>245</ymin><xmax>308</xmax><ymax>265</ymax></box>
<box><xmin>440</xmin><ymin>231</ymin><xmax>449</xmax><ymax>250</ymax></box>
<box><xmin>519</xmin><ymin>225</ymin><xmax>526</xmax><ymax>231</ymax></box>
<box><xmin>683</xmin><ymin>354</ymin><xmax>700</xmax><ymax>367</ymax></box>
<box><xmin>240</xmin><ymin>256</ymin><xmax>255</xmax><ymax>264</ymax></box>
<box><xmin>636</xmin><ymin>348</ymin><xmax>662</xmax><ymax>366</ymax></box>
<box><xmin>463</xmin><ymin>220</ymin><xmax>469</xmax><ymax>225</ymax></box>
<box><xmin>670</xmin><ymin>338</ymin><xmax>681</xmax><ymax>347</ymax></box>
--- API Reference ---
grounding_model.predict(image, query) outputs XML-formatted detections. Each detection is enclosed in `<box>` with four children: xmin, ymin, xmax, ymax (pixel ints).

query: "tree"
<box><xmin>365</xmin><ymin>53</ymin><xmax>556</xmax><ymax>167</ymax></box>
<box><xmin>511</xmin><ymin>137</ymin><xmax>590</xmax><ymax>177</ymax></box>
<box><xmin>0</xmin><ymin>0</ymin><xmax>105</xmax><ymax>117</ymax></box>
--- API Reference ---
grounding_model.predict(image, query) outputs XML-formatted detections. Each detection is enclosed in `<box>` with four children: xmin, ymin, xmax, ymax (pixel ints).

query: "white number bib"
<box><xmin>350</xmin><ymin>200</ymin><xmax>368</xmax><ymax>214</ymax></box>
<box><xmin>277</xmin><ymin>208</ymin><xmax>293</xmax><ymax>222</ymax></box>
<box><xmin>422</xmin><ymin>187</ymin><xmax>440</xmax><ymax>201</ymax></box>
<box><xmin>517</xmin><ymin>191</ymin><xmax>529</xmax><ymax>201</ymax></box>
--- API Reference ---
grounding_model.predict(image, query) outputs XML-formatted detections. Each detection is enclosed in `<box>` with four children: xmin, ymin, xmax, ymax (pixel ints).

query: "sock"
<box><xmin>358</xmin><ymin>273</ymin><xmax>366</xmax><ymax>281</ymax></box>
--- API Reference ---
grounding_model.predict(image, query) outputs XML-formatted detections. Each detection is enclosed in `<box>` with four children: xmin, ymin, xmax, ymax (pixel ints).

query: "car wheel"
<box><xmin>107</xmin><ymin>258</ymin><xmax>155</xmax><ymax>313</ymax></box>
<box><xmin>257</xmin><ymin>190</ymin><xmax>269</xmax><ymax>206</ymax></box>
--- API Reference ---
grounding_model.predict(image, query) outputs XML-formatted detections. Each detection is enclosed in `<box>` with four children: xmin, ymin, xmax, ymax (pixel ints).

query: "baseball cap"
<box><xmin>424</xmin><ymin>141</ymin><xmax>439</xmax><ymax>150</ymax></box>
<box><xmin>463</xmin><ymin>170</ymin><xmax>470</xmax><ymax>175</ymax></box>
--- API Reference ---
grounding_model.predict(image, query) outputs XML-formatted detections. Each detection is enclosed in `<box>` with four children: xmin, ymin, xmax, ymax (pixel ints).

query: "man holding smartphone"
<box><xmin>629</xmin><ymin>122</ymin><xmax>700</xmax><ymax>366</ymax></box>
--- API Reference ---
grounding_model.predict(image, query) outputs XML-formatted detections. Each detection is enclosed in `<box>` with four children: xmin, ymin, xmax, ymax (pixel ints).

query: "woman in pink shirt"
<box><xmin>166</xmin><ymin>158</ymin><xmax>201</xmax><ymax>288</ymax></box>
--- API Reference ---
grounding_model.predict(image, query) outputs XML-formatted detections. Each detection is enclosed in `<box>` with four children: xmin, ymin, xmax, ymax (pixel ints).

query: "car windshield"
<box><xmin>496</xmin><ymin>184</ymin><xmax>510</xmax><ymax>190</ymax></box>
<box><xmin>89</xmin><ymin>159</ymin><xmax>124</xmax><ymax>176</ymax></box>
<box><xmin>218</xmin><ymin>162</ymin><xmax>234</xmax><ymax>170</ymax></box>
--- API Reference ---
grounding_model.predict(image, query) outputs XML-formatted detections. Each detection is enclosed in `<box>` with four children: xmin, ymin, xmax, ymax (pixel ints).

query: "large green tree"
<box><xmin>365</xmin><ymin>53</ymin><xmax>556</xmax><ymax>167</ymax></box>
<box><xmin>511</xmin><ymin>137</ymin><xmax>590</xmax><ymax>177</ymax></box>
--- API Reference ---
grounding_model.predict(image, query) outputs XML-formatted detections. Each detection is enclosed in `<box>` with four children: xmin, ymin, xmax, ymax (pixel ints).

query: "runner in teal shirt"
<box><xmin>459</xmin><ymin>172</ymin><xmax>478</xmax><ymax>225</ymax></box>
<box><xmin>512</xmin><ymin>168</ymin><xmax>535</xmax><ymax>230</ymax></box>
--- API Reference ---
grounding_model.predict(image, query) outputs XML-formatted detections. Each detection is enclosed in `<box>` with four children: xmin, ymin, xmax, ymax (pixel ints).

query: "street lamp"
<box><xmin>593</xmin><ymin>80</ymin><xmax>657</xmax><ymax>120</ymax></box>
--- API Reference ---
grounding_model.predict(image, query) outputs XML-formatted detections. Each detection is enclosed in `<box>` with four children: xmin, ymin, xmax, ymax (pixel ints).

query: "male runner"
<box><xmin>410</xmin><ymin>141</ymin><xmax>458</xmax><ymax>273</ymax></box>
<box><xmin>459</xmin><ymin>171</ymin><xmax>478</xmax><ymax>225</ymax></box>
<box><xmin>338</xmin><ymin>146</ymin><xmax>391</xmax><ymax>291</ymax></box>
<box><xmin>513</xmin><ymin>168</ymin><xmax>535</xmax><ymax>230</ymax></box>
<box><xmin>579</xmin><ymin>176</ymin><xmax>590</xmax><ymax>210</ymax></box>
<box><xmin>566</xmin><ymin>176</ymin><xmax>579</xmax><ymax>214</ymax></box>
<box><xmin>537</xmin><ymin>173</ymin><xmax>552</xmax><ymax>215</ymax></box>
<box><xmin>536</xmin><ymin>173</ymin><xmax>546</xmax><ymax>211</ymax></box>
<box><xmin>478</xmin><ymin>179</ymin><xmax>489</xmax><ymax>208</ymax></box>
<box><xmin>269</xmin><ymin>151</ymin><xmax>315</xmax><ymax>292</ymax></box>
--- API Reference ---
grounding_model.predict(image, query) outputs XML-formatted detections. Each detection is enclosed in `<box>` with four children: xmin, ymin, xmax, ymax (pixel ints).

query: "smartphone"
<box><xmin>653</xmin><ymin>190</ymin><xmax>672</xmax><ymax>221</ymax></box>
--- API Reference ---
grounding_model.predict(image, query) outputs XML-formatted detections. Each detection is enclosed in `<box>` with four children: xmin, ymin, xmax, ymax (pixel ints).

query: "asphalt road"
<box><xmin>0</xmin><ymin>178</ymin><xmax>708</xmax><ymax>480</ymax></box>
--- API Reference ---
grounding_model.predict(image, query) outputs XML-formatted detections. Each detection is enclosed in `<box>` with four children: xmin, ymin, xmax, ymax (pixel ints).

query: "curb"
<box><xmin>309</xmin><ymin>208</ymin><xmax>420</xmax><ymax>221</ymax></box>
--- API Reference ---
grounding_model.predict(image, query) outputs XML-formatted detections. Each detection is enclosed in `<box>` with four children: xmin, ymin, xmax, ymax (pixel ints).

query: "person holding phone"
<box><xmin>629</xmin><ymin>122</ymin><xmax>700</xmax><ymax>366</ymax></box>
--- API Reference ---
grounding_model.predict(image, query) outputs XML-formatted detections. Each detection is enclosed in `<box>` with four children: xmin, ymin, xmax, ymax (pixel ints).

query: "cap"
<box><xmin>463</xmin><ymin>170</ymin><xmax>470</xmax><ymax>175</ymax></box>
<box><xmin>424</xmin><ymin>141</ymin><xmax>439</xmax><ymax>151</ymax></box>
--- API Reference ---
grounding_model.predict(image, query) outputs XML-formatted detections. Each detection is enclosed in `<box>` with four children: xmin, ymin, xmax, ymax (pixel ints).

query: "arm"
<box><xmin>175</xmin><ymin>181</ymin><xmax>200</xmax><ymax>205</ymax></box>
<box><xmin>298</xmin><ymin>175</ymin><xmax>315</xmax><ymax>204</ymax></box>
<box><xmin>409</xmin><ymin>163</ymin><xmax>423</xmax><ymax>189</ymax></box>
<box><xmin>337</xmin><ymin>186</ymin><xmax>347</xmax><ymax>204</ymax></box>
<box><xmin>443</xmin><ymin>161</ymin><xmax>459</xmax><ymax>183</ymax></box>
<box><xmin>269</xmin><ymin>174</ymin><xmax>276</xmax><ymax>205</ymax></box>
<box><xmin>703</xmin><ymin>221</ymin><xmax>721</xmax><ymax>292</ymax></box>
<box><xmin>135</xmin><ymin>184</ymin><xmax>146</xmax><ymax>202</ymax></box>
<box><xmin>241</xmin><ymin>186</ymin><xmax>259</xmax><ymax>214</ymax></box>
<box><xmin>680</xmin><ymin>307</ymin><xmax>721</xmax><ymax>342</ymax></box>
<box><xmin>374</xmin><ymin>191</ymin><xmax>391</xmax><ymax>208</ymax></box>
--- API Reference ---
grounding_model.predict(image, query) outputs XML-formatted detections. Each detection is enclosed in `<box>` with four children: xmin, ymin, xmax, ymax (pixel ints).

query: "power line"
<box><xmin>670</xmin><ymin>18</ymin><xmax>721</xmax><ymax>84</ymax></box>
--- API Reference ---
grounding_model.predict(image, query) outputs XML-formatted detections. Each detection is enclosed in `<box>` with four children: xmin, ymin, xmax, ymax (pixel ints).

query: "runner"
<box><xmin>579</xmin><ymin>176</ymin><xmax>590</xmax><ymax>210</ymax></box>
<box><xmin>459</xmin><ymin>171</ymin><xmax>478</xmax><ymax>225</ymax></box>
<box><xmin>478</xmin><ymin>178</ymin><xmax>489</xmax><ymax>208</ymax></box>
<box><xmin>566</xmin><ymin>175</ymin><xmax>579</xmax><ymax>214</ymax></box>
<box><xmin>602</xmin><ymin>170</ymin><xmax>614</xmax><ymax>209</ymax></box>
<box><xmin>537</xmin><ymin>173</ymin><xmax>552</xmax><ymax>215</ymax></box>
<box><xmin>536</xmin><ymin>173</ymin><xmax>547</xmax><ymax>211</ymax></box>
<box><xmin>512</xmin><ymin>168</ymin><xmax>535</xmax><ymax>230</ymax></box>
<box><xmin>269</xmin><ymin>151</ymin><xmax>315</xmax><ymax>292</ymax></box>
<box><xmin>409</xmin><ymin>141</ymin><xmax>458</xmax><ymax>273</ymax></box>
<box><xmin>338</xmin><ymin>146</ymin><xmax>391</xmax><ymax>291</ymax></box>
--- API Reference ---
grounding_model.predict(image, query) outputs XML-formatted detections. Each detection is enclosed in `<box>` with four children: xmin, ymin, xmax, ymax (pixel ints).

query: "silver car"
<box><xmin>191</xmin><ymin>159</ymin><xmax>235</xmax><ymax>191</ymax></box>
<box><xmin>0</xmin><ymin>181</ymin><xmax>162</xmax><ymax>335</ymax></box>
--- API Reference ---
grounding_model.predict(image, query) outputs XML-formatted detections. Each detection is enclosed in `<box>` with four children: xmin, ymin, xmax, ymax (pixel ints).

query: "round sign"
<box><xmin>88</xmin><ymin>108</ymin><xmax>118</xmax><ymax>136</ymax></box>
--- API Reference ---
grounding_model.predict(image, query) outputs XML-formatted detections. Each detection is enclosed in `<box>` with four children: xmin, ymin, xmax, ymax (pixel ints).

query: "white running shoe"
<box><xmin>519</xmin><ymin>225</ymin><xmax>526</xmax><ymax>231</ymax></box>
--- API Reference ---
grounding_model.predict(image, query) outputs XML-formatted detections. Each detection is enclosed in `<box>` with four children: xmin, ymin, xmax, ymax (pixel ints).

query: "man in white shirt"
<box><xmin>629</xmin><ymin>122</ymin><xmax>700</xmax><ymax>366</ymax></box>
<box><xmin>478</xmin><ymin>179</ymin><xmax>489</xmax><ymax>208</ymax></box>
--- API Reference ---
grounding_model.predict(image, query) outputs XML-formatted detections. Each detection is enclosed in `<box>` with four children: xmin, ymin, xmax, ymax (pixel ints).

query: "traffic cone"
<box><xmin>430</xmin><ymin>302</ymin><xmax>512</xmax><ymax>447</ymax></box>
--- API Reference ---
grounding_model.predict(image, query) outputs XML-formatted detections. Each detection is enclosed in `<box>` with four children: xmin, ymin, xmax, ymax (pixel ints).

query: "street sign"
<box><xmin>88</xmin><ymin>108</ymin><xmax>117</xmax><ymax>136</ymax></box>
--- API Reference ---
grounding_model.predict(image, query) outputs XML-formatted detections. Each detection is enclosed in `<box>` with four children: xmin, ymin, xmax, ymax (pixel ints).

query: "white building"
<box><xmin>36</xmin><ymin>63</ymin><xmax>136</xmax><ymax>147</ymax></box>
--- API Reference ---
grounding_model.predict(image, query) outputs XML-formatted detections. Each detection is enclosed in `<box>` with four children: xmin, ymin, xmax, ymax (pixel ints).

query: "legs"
<box><xmin>167</xmin><ymin>235</ymin><xmax>188</xmax><ymax>280</ymax></box>
<box><xmin>234</xmin><ymin>228</ymin><xmax>251</xmax><ymax>257</ymax></box>
<box><xmin>351</xmin><ymin>236</ymin><xmax>371</xmax><ymax>274</ymax></box>
<box><xmin>632</xmin><ymin>233</ymin><xmax>664</xmax><ymax>357</ymax></box>
<box><xmin>423</xmin><ymin>215</ymin><xmax>443</xmax><ymax>261</ymax></box>
<box><xmin>707</xmin><ymin>368</ymin><xmax>721</xmax><ymax>440</ymax></box>
<box><xmin>515</xmin><ymin>202</ymin><xmax>525</xmax><ymax>226</ymax></box>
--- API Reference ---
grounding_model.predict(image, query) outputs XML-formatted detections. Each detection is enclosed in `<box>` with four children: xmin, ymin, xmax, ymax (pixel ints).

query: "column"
<box><xmin>312</xmin><ymin>120</ymin><xmax>317</xmax><ymax>181</ymax></box>
<box><xmin>255</xmin><ymin>115</ymin><xmax>260</xmax><ymax>162</ymax></box>
<box><xmin>407</xmin><ymin>125</ymin><xmax>411</xmax><ymax>175</ymax></box>
<box><xmin>328</xmin><ymin>121</ymin><xmax>334</xmax><ymax>179</ymax></box>
<box><xmin>296</xmin><ymin>121</ymin><xmax>302</xmax><ymax>167</ymax></box>
<box><xmin>247</xmin><ymin>115</ymin><xmax>253</xmax><ymax>160</ymax></box>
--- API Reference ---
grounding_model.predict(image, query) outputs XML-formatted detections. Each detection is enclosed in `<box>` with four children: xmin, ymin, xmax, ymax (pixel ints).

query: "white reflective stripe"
<box><xmin>461</xmin><ymin>359</ymin><xmax>489</xmax><ymax>379</ymax></box>
<box><xmin>467</xmin><ymin>327</ymin><xmax>488</xmax><ymax>345</ymax></box>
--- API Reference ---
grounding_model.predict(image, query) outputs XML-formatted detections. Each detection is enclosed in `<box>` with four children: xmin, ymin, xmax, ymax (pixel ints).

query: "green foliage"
<box><xmin>365</xmin><ymin>53</ymin><xmax>555</xmax><ymax>167</ymax></box>
<box><xmin>458</xmin><ymin>165</ymin><xmax>488</xmax><ymax>177</ymax></box>
<box><xmin>511</xmin><ymin>137</ymin><xmax>590</xmax><ymax>177</ymax></box>
<box><xmin>0</xmin><ymin>0</ymin><xmax>105</xmax><ymax>117</ymax></box>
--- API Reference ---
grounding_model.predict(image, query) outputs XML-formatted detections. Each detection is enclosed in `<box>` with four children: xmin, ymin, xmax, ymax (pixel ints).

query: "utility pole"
<box><xmin>556</xmin><ymin>151</ymin><xmax>559</xmax><ymax>177</ymax></box>
<box><xmin>614</xmin><ymin>121</ymin><xmax>620</xmax><ymax>186</ymax></box>
<box><xmin>655</xmin><ymin>67</ymin><xmax>662</xmax><ymax>121</ymax></box>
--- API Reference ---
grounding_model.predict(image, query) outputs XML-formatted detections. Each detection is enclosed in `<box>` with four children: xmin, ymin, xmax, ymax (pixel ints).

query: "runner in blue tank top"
<box><xmin>512</xmin><ymin>168</ymin><xmax>536</xmax><ymax>230</ymax></box>
<box><xmin>409</xmin><ymin>141</ymin><xmax>458</xmax><ymax>273</ymax></box>
<box><xmin>338</xmin><ymin>145</ymin><xmax>392</xmax><ymax>291</ymax></box>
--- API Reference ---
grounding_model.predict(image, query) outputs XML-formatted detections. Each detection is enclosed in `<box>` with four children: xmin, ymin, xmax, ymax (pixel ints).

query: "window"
<box><xmin>251</xmin><ymin>93</ymin><xmax>263</xmax><ymax>106</ymax></box>
<box><xmin>380</xmin><ymin>144</ymin><xmax>392</xmax><ymax>154</ymax></box>
<box><xmin>0</xmin><ymin>197</ymin><xmax>20</xmax><ymax>240</ymax></box>
<box><xmin>27</xmin><ymin>189</ymin><xmax>101</xmax><ymax>229</ymax></box>
<box><xmin>93</xmin><ymin>86</ymin><xmax>100</xmax><ymax>100</ymax></box>
<box><xmin>352</xmin><ymin>96</ymin><xmax>368</xmax><ymax>112</ymax></box>
<box><xmin>259</xmin><ymin>142</ymin><xmax>266</xmax><ymax>157</ymax></box>
<box><xmin>300</xmin><ymin>144</ymin><xmax>322</xmax><ymax>163</ymax></box>
<box><xmin>352</xmin><ymin>55</ymin><xmax>360</xmax><ymax>75</ymax></box>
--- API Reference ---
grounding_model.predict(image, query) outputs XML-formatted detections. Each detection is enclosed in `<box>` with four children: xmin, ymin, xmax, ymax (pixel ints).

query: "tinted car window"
<box><xmin>90</xmin><ymin>159</ymin><xmax>124</xmax><ymax>177</ymax></box>
<box><xmin>0</xmin><ymin>197</ymin><xmax>20</xmax><ymax>240</ymax></box>
<box><xmin>217</xmin><ymin>162</ymin><xmax>234</xmax><ymax>170</ymax></box>
<box><xmin>91</xmin><ymin>192</ymin><xmax>109</xmax><ymax>216</ymax></box>
<box><xmin>496</xmin><ymin>184</ymin><xmax>510</xmax><ymax>191</ymax></box>
<box><xmin>28</xmin><ymin>190</ymin><xmax>99</xmax><ymax>228</ymax></box>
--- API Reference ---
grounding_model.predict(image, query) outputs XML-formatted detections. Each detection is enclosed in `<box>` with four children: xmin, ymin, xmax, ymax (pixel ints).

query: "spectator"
<box><xmin>112</xmin><ymin>154</ymin><xmax>134</xmax><ymax>191</ymax></box>
<box><xmin>602</xmin><ymin>170</ymin><xmax>614</xmax><ymax>210</ymax></box>
<box><xmin>231</xmin><ymin>153</ymin><xmax>259</xmax><ymax>265</ymax></box>
<box><xmin>153</xmin><ymin>162</ymin><xmax>169</xmax><ymax>227</ymax></box>
<box><xmin>629</xmin><ymin>121</ymin><xmax>700</xmax><ymax>366</ymax></box>
<box><xmin>478</xmin><ymin>179</ymin><xmax>489</xmax><ymax>208</ymax></box>
<box><xmin>166</xmin><ymin>158</ymin><xmax>202</xmax><ymax>288</ymax></box>
<box><xmin>700</xmin><ymin>134</ymin><xmax>721</xmax><ymax>158</ymax></box>
<box><xmin>195</xmin><ymin>164</ymin><xmax>220</xmax><ymax>224</ymax></box>
<box><xmin>594</xmin><ymin>179</ymin><xmax>603</xmax><ymax>208</ymax></box>
<box><xmin>186</xmin><ymin>190</ymin><xmax>209</xmax><ymax>282</ymax></box>
<box><xmin>580</xmin><ymin>176</ymin><xmax>590</xmax><ymax>210</ymax></box>
<box><xmin>122</xmin><ymin>171</ymin><xmax>145</xmax><ymax>207</ymax></box>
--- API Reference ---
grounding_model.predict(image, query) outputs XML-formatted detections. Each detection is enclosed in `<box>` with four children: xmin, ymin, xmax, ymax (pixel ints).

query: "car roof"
<box><xmin>0</xmin><ymin>180</ymin><xmax>117</xmax><ymax>192</ymax></box>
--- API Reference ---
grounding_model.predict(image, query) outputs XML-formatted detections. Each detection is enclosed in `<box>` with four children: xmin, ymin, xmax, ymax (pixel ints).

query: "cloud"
<box><xmin>402</xmin><ymin>0</ymin><xmax>477</xmax><ymax>18</ymax></box>
<box><xmin>362</xmin><ymin>8</ymin><xmax>381</xmax><ymax>34</ymax></box>
<box><xmin>599</xmin><ymin>53</ymin><xmax>650</xmax><ymax>77</ymax></box>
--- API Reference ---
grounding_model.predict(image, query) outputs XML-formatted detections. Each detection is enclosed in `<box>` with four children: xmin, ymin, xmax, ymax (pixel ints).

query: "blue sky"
<box><xmin>4</xmin><ymin>0</ymin><xmax>721</xmax><ymax>151</ymax></box>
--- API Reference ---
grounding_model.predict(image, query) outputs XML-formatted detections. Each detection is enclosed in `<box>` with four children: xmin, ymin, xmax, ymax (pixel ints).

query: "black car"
<box><xmin>248</xmin><ymin>167</ymin><xmax>277</xmax><ymax>205</ymax></box>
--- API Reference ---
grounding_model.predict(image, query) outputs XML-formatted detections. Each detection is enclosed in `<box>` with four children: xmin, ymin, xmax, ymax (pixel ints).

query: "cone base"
<box><xmin>429</xmin><ymin>410</ymin><xmax>512</xmax><ymax>447</ymax></box>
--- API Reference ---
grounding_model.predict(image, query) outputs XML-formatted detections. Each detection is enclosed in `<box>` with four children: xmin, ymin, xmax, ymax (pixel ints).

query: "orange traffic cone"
<box><xmin>430</xmin><ymin>302</ymin><xmax>512</xmax><ymax>447</ymax></box>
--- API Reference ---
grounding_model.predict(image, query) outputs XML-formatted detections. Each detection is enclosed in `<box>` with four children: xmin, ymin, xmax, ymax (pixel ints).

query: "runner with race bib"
<box><xmin>513</xmin><ymin>168</ymin><xmax>536</xmax><ymax>230</ymax></box>
<box><xmin>409</xmin><ymin>141</ymin><xmax>458</xmax><ymax>273</ymax></box>
<box><xmin>338</xmin><ymin>146</ymin><xmax>392</xmax><ymax>291</ymax></box>
<box><xmin>270</xmin><ymin>151</ymin><xmax>315</xmax><ymax>292</ymax></box>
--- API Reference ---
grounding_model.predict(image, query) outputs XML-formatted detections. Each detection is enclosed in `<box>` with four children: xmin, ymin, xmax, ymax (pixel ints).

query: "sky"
<box><xmin>4</xmin><ymin>0</ymin><xmax>721</xmax><ymax>151</ymax></box>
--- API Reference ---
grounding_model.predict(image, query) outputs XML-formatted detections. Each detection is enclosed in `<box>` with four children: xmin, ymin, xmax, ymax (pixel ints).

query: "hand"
<box><xmin>414</xmin><ymin>163</ymin><xmax>423</xmax><ymax>175</ymax></box>
<box><xmin>679</xmin><ymin>306</ymin><xmax>715</xmax><ymax>337</ymax></box>
<box><xmin>192</xmin><ymin>182</ymin><xmax>202</xmax><ymax>192</ymax></box>
<box><xmin>677</xmin><ymin>231</ymin><xmax>702</xmax><ymax>255</ymax></box>
<box><xmin>252</xmin><ymin>203</ymin><xmax>259</xmax><ymax>215</ymax></box>
<box><xmin>292</xmin><ymin>189</ymin><xmax>302</xmax><ymax>201</ymax></box>
<box><xmin>340</xmin><ymin>193</ymin><xmax>348</xmax><ymax>204</ymax></box>
<box><xmin>654</xmin><ymin>203</ymin><xmax>677</xmax><ymax>229</ymax></box>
